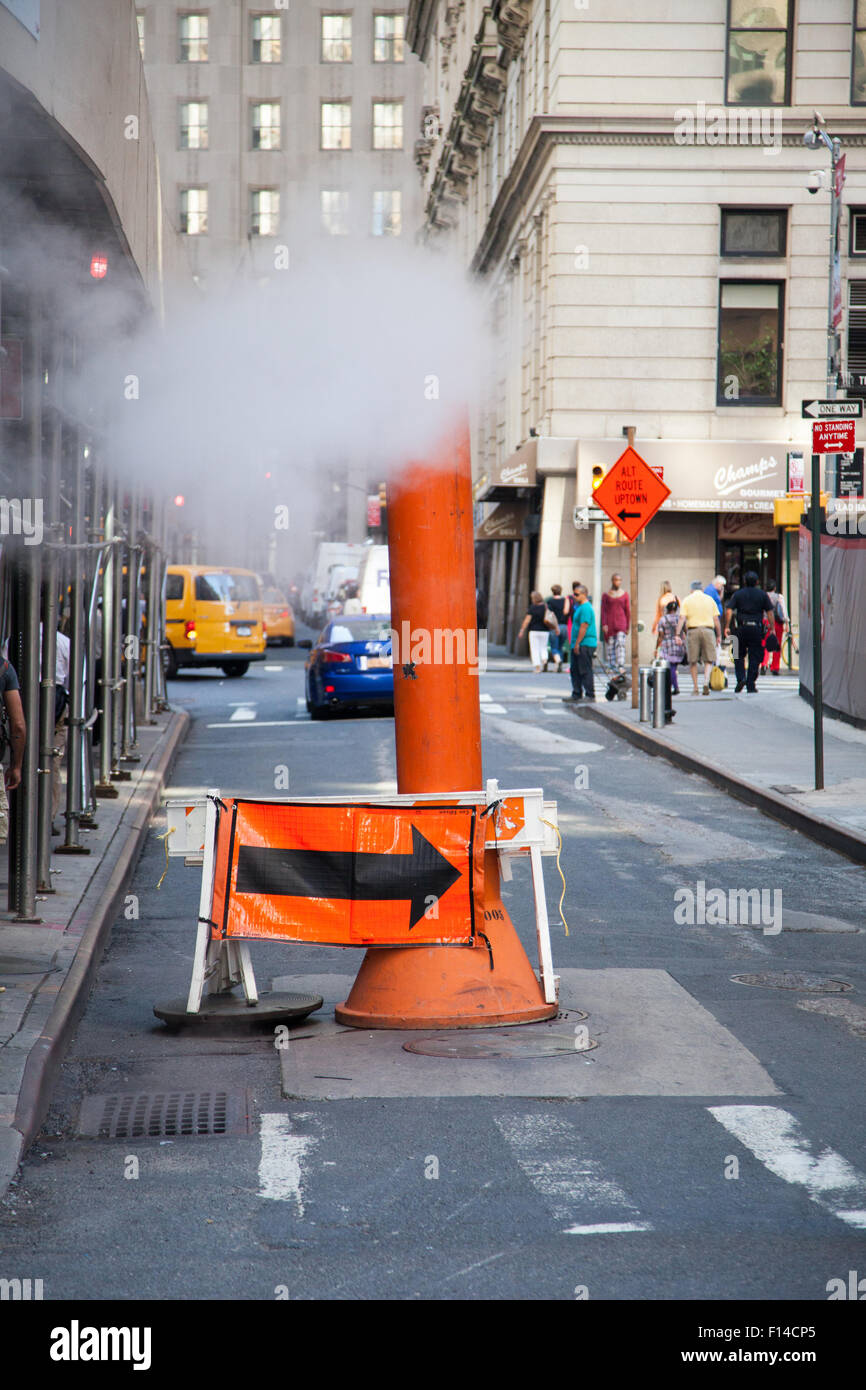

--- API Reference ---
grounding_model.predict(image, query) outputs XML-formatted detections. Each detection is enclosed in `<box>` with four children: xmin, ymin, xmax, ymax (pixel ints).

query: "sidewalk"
<box><xmin>0</xmin><ymin>711</ymin><xmax>188</xmax><ymax>1197</ymax></box>
<box><xmin>572</xmin><ymin>684</ymin><xmax>866</xmax><ymax>865</ymax></box>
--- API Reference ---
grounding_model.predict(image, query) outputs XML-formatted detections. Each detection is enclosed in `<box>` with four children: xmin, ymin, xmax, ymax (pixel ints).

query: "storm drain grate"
<box><xmin>77</xmin><ymin>1089</ymin><xmax>251</xmax><ymax>1139</ymax></box>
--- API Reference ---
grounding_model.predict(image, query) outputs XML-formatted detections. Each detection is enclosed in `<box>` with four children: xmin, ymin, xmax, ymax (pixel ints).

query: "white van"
<box><xmin>356</xmin><ymin>544</ymin><xmax>390</xmax><ymax>615</ymax></box>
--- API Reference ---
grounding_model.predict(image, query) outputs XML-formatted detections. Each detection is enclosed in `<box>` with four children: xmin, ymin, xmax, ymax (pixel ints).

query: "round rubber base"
<box><xmin>334</xmin><ymin>999</ymin><xmax>557</xmax><ymax>1030</ymax></box>
<box><xmin>154</xmin><ymin>991</ymin><xmax>323</xmax><ymax>1027</ymax></box>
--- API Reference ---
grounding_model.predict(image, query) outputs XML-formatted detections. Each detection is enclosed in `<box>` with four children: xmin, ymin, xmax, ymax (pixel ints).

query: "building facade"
<box><xmin>407</xmin><ymin>0</ymin><xmax>866</xmax><ymax>655</ymax></box>
<box><xmin>137</xmin><ymin>2</ymin><xmax>425</xmax><ymax>548</ymax></box>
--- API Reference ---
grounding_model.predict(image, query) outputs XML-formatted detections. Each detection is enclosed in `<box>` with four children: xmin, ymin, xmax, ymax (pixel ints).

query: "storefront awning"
<box><xmin>474</xmin><ymin>438</ymin><xmax>537</xmax><ymax>502</ymax></box>
<box><xmin>474</xmin><ymin>500</ymin><xmax>528</xmax><ymax>541</ymax></box>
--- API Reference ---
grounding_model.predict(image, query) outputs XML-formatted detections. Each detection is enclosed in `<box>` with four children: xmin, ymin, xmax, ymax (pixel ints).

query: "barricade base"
<box><xmin>154</xmin><ymin>990</ymin><xmax>323</xmax><ymax>1028</ymax></box>
<box><xmin>335</xmin><ymin>850</ymin><xmax>557</xmax><ymax>1029</ymax></box>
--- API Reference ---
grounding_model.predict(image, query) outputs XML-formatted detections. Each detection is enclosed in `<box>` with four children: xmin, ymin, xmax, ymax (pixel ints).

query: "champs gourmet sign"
<box><xmin>578</xmin><ymin>440</ymin><xmax>788</xmax><ymax>513</ymax></box>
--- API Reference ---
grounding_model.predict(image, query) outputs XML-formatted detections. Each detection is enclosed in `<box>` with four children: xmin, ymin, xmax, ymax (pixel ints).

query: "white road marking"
<box><xmin>482</xmin><ymin>716</ymin><xmax>604</xmax><ymax>755</ymax></box>
<box><xmin>708</xmin><ymin>1105</ymin><xmax>866</xmax><ymax>1229</ymax></box>
<box><xmin>229</xmin><ymin>704</ymin><xmax>257</xmax><ymax>721</ymax></box>
<box><xmin>257</xmin><ymin>1113</ymin><xmax>317</xmax><ymax>1214</ymax></box>
<box><xmin>495</xmin><ymin>1112</ymin><xmax>651</xmax><ymax>1234</ymax></box>
<box><xmin>207</xmin><ymin>720</ymin><xmax>315</xmax><ymax>729</ymax></box>
<box><xmin>479</xmin><ymin>693</ymin><xmax>492</xmax><ymax>702</ymax></box>
<box><xmin>564</xmin><ymin>1222</ymin><xmax>653</xmax><ymax>1236</ymax></box>
<box><xmin>264</xmin><ymin>664</ymin><xmax>285</xmax><ymax>671</ymax></box>
<box><xmin>296</xmin><ymin>697</ymin><xmax>307</xmax><ymax>706</ymax></box>
<box><xmin>480</xmin><ymin>703</ymin><xmax>508</xmax><ymax>715</ymax></box>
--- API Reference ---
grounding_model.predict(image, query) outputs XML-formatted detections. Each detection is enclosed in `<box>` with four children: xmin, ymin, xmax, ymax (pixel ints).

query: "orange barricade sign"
<box><xmin>209</xmin><ymin>799</ymin><xmax>486</xmax><ymax>947</ymax></box>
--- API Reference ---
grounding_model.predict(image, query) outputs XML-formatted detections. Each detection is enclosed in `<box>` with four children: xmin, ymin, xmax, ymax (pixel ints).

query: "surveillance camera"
<box><xmin>806</xmin><ymin>170</ymin><xmax>825</xmax><ymax>195</ymax></box>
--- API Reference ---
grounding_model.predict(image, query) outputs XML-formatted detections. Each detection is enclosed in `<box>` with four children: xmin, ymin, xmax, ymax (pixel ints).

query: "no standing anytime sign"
<box><xmin>812</xmin><ymin>419</ymin><xmax>856</xmax><ymax>454</ymax></box>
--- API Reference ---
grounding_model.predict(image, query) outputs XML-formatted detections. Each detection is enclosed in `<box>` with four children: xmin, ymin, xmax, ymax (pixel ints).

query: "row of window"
<box><xmin>726</xmin><ymin>1</ymin><xmax>866</xmax><ymax>106</ymax></box>
<box><xmin>179</xmin><ymin>187</ymin><xmax>402</xmax><ymax>238</ymax></box>
<box><xmin>177</xmin><ymin>99</ymin><xmax>404</xmax><ymax>151</ymax></box>
<box><xmin>138</xmin><ymin>12</ymin><xmax>405</xmax><ymax>65</ymax></box>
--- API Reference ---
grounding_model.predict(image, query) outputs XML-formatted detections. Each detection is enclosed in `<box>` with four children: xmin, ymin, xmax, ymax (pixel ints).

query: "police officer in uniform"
<box><xmin>724</xmin><ymin>571</ymin><xmax>774</xmax><ymax>693</ymax></box>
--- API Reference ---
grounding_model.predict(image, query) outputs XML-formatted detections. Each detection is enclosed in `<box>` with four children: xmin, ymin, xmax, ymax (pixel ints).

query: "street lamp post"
<box><xmin>803</xmin><ymin>113</ymin><xmax>845</xmax><ymax>790</ymax></box>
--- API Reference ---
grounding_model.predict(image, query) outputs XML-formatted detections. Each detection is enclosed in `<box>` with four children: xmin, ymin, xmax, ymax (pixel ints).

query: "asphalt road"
<box><xmin>2</xmin><ymin>647</ymin><xmax>865</xmax><ymax>1304</ymax></box>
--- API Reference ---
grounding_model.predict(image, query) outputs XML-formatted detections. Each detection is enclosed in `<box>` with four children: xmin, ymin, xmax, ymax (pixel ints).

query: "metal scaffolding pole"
<box><xmin>56</xmin><ymin>428</ymin><xmax>90</xmax><ymax>856</ymax></box>
<box><xmin>111</xmin><ymin>487</ymin><xmax>129</xmax><ymax>780</ymax></box>
<box><xmin>14</xmin><ymin>298</ymin><xmax>44</xmax><ymax>919</ymax></box>
<box><xmin>94</xmin><ymin>474</ymin><xmax>118</xmax><ymax>797</ymax></box>
<box><xmin>120</xmin><ymin>484</ymin><xmax>140</xmax><ymax>761</ymax></box>
<box><xmin>36</xmin><ymin>337</ymin><xmax>62</xmax><ymax>892</ymax></box>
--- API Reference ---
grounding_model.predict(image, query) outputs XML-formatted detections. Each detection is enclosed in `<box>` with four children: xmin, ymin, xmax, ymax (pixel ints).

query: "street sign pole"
<box><xmin>592</xmin><ymin>515</ymin><xmax>602</xmax><ymax>636</ymax></box>
<box><xmin>626</xmin><ymin>426</ymin><xmax>639</xmax><ymax>708</ymax></box>
<box><xmin>810</xmin><ymin>452</ymin><xmax>824</xmax><ymax>791</ymax></box>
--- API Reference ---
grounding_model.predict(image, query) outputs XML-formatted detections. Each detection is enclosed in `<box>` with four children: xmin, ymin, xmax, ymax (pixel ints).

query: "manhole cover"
<box><xmin>404</xmin><ymin>1030</ymin><xmax>599</xmax><ymax>1059</ymax></box>
<box><xmin>731</xmin><ymin>972</ymin><xmax>852</xmax><ymax>993</ymax></box>
<box><xmin>77</xmin><ymin>1089</ymin><xmax>251</xmax><ymax>1139</ymax></box>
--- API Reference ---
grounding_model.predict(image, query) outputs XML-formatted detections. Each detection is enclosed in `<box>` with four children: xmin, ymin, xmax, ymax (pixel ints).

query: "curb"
<box><xmin>573</xmin><ymin>703</ymin><xmax>866</xmax><ymax>867</ymax></box>
<box><xmin>1</xmin><ymin>710</ymin><xmax>189</xmax><ymax>1198</ymax></box>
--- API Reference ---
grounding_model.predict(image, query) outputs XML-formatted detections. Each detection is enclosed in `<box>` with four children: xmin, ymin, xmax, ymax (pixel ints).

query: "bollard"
<box><xmin>638</xmin><ymin>666</ymin><xmax>653</xmax><ymax>722</ymax></box>
<box><xmin>651</xmin><ymin>661</ymin><xmax>669</xmax><ymax>729</ymax></box>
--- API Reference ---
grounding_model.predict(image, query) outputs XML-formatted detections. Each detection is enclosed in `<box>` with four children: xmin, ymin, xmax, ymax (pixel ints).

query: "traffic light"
<box><xmin>591</xmin><ymin>465</ymin><xmax>605</xmax><ymax>492</ymax></box>
<box><xmin>90</xmin><ymin>254</ymin><xmax>108</xmax><ymax>279</ymax></box>
<box><xmin>602</xmin><ymin>523</ymin><xmax>619</xmax><ymax>546</ymax></box>
<box><xmin>378</xmin><ymin>482</ymin><xmax>387</xmax><ymax>508</ymax></box>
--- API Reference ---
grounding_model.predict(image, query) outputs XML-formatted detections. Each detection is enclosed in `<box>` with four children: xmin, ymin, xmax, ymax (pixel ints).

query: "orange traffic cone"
<box><xmin>335</xmin><ymin>417</ymin><xmax>556</xmax><ymax>1029</ymax></box>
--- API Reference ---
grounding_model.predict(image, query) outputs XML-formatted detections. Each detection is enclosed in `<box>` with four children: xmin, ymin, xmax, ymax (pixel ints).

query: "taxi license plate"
<box><xmin>236</xmin><ymin>625</ymin><xmax>251</xmax><ymax>637</ymax></box>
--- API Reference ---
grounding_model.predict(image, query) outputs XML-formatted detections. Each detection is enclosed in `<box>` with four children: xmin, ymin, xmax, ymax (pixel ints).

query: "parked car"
<box><xmin>164</xmin><ymin>565</ymin><xmax>266</xmax><ymax>678</ymax></box>
<box><xmin>262</xmin><ymin>587</ymin><xmax>295</xmax><ymax>646</ymax></box>
<box><xmin>302</xmin><ymin>614</ymin><xmax>393</xmax><ymax>719</ymax></box>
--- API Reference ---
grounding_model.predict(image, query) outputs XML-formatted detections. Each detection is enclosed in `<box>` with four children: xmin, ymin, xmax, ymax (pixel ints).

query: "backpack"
<box><xmin>772</xmin><ymin>596</ymin><xmax>785</xmax><ymax>623</ymax></box>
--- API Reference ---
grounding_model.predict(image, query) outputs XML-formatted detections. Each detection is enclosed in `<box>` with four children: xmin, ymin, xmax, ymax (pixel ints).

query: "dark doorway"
<box><xmin>717</xmin><ymin>540</ymin><xmax>779</xmax><ymax>598</ymax></box>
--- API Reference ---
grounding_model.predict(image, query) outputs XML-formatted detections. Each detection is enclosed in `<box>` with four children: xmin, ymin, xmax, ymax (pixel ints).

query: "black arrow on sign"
<box><xmin>617</xmin><ymin>509</ymin><xmax>641</xmax><ymax>521</ymax></box>
<box><xmin>235</xmin><ymin>825</ymin><xmax>462</xmax><ymax>928</ymax></box>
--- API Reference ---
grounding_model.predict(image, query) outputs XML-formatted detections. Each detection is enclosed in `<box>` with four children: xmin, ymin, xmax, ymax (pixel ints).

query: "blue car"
<box><xmin>303</xmin><ymin>614</ymin><xmax>394</xmax><ymax>719</ymax></box>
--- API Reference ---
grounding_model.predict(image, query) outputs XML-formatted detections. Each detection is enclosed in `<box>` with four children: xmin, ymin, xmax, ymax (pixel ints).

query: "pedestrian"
<box><xmin>762</xmin><ymin>578</ymin><xmax>788</xmax><ymax>676</ymax></box>
<box><xmin>545</xmin><ymin>584</ymin><xmax>571</xmax><ymax>671</ymax></box>
<box><xmin>518</xmin><ymin>591</ymin><xmax>558</xmax><ymax>672</ymax></box>
<box><xmin>567</xmin><ymin>580</ymin><xmax>584</xmax><ymax>652</ymax></box>
<box><xmin>566</xmin><ymin>584</ymin><xmax>597</xmax><ymax>702</ymax></box>
<box><xmin>676</xmin><ymin>580</ymin><xmax>721</xmax><ymax>695</ymax></box>
<box><xmin>703</xmin><ymin>574</ymin><xmax>727</xmax><ymax>671</ymax></box>
<box><xmin>0</xmin><ymin>655</ymin><xmax>26</xmax><ymax>845</ymax></box>
<box><xmin>725</xmin><ymin>571</ymin><xmax>775</xmax><ymax>693</ymax></box>
<box><xmin>652</xmin><ymin>580</ymin><xmax>679</xmax><ymax>634</ymax></box>
<box><xmin>655</xmin><ymin>597</ymin><xmax>685</xmax><ymax>694</ymax></box>
<box><xmin>600</xmin><ymin>572</ymin><xmax>630</xmax><ymax>674</ymax></box>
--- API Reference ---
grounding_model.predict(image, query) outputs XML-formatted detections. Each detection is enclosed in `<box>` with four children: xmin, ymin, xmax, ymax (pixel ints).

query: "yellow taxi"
<box><xmin>261</xmin><ymin>586</ymin><xmax>295</xmax><ymax>647</ymax></box>
<box><xmin>164</xmin><ymin>565</ymin><xmax>266</xmax><ymax>678</ymax></box>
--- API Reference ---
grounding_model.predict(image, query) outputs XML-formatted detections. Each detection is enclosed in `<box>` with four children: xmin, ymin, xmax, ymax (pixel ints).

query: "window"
<box><xmin>136</xmin><ymin>11</ymin><xmax>145</xmax><ymax>58</ymax></box>
<box><xmin>322</xmin><ymin>14</ymin><xmax>352</xmax><ymax>62</ymax></box>
<box><xmin>726</xmin><ymin>1</ymin><xmax>791</xmax><ymax>105</ymax></box>
<box><xmin>179</xmin><ymin>187</ymin><xmax>208</xmax><ymax>235</ymax></box>
<box><xmin>850</xmin><ymin>208</ymin><xmax>866</xmax><ymax>257</ymax></box>
<box><xmin>845</xmin><ymin>281</ymin><xmax>866</xmax><ymax>394</ymax></box>
<box><xmin>321</xmin><ymin>190</ymin><xmax>350</xmax><ymax>235</ymax></box>
<box><xmin>372</xmin><ymin>100</ymin><xmax>403</xmax><ymax>150</ymax></box>
<box><xmin>721</xmin><ymin>208</ymin><xmax>786</xmax><ymax>257</ymax></box>
<box><xmin>195</xmin><ymin>573</ymin><xmax>260</xmax><ymax>603</ymax></box>
<box><xmin>179</xmin><ymin>101</ymin><xmax>209</xmax><ymax>149</ymax></box>
<box><xmin>179</xmin><ymin>13</ymin><xmax>208</xmax><ymax>62</ymax></box>
<box><xmin>373</xmin><ymin>13</ymin><xmax>405</xmax><ymax>62</ymax></box>
<box><xmin>252</xmin><ymin>102</ymin><xmax>281</xmax><ymax>150</ymax></box>
<box><xmin>165</xmin><ymin>573</ymin><xmax>184</xmax><ymax>601</ymax></box>
<box><xmin>251</xmin><ymin>13</ymin><xmax>281</xmax><ymax>63</ymax></box>
<box><xmin>250</xmin><ymin>188</ymin><xmax>280</xmax><ymax>236</ymax></box>
<box><xmin>321</xmin><ymin>102</ymin><xmax>351</xmax><ymax>149</ymax></box>
<box><xmin>372</xmin><ymin>190</ymin><xmax>401</xmax><ymax>236</ymax></box>
<box><xmin>717</xmin><ymin>281</ymin><xmax>783</xmax><ymax>405</ymax></box>
<box><xmin>854</xmin><ymin>1</ymin><xmax>866</xmax><ymax>102</ymax></box>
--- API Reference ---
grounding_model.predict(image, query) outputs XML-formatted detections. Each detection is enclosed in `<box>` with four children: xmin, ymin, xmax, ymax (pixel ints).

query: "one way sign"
<box><xmin>801</xmin><ymin>398</ymin><xmax>863</xmax><ymax>419</ymax></box>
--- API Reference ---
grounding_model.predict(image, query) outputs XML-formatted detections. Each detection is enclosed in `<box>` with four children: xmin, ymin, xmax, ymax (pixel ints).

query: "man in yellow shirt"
<box><xmin>676</xmin><ymin>580</ymin><xmax>722</xmax><ymax>696</ymax></box>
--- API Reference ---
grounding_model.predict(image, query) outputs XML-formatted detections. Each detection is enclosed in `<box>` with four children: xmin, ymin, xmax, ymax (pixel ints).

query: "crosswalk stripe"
<box><xmin>495</xmin><ymin>1112</ymin><xmax>652</xmax><ymax>1234</ymax></box>
<box><xmin>708</xmin><ymin>1105</ymin><xmax>866</xmax><ymax>1229</ymax></box>
<box><xmin>257</xmin><ymin>1113</ymin><xmax>317</xmax><ymax>1214</ymax></box>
